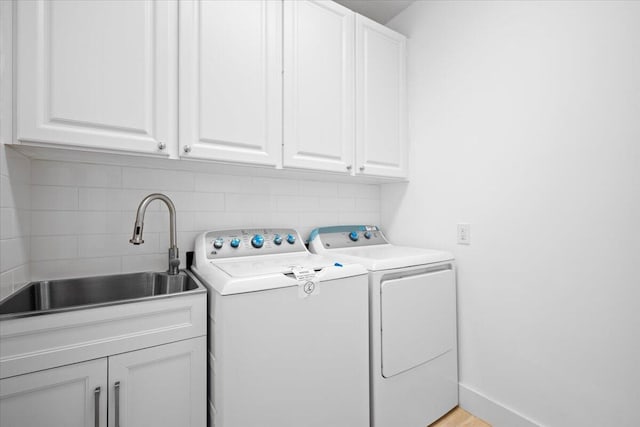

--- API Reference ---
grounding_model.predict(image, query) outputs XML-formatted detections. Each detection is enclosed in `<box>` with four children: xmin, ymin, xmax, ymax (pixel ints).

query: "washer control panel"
<box><xmin>310</xmin><ymin>225</ymin><xmax>388</xmax><ymax>249</ymax></box>
<box><xmin>205</xmin><ymin>228</ymin><xmax>305</xmax><ymax>259</ymax></box>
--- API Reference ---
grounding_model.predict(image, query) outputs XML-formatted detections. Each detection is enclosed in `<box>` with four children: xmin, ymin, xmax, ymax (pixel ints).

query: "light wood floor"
<box><xmin>429</xmin><ymin>407</ymin><xmax>491</xmax><ymax>427</ymax></box>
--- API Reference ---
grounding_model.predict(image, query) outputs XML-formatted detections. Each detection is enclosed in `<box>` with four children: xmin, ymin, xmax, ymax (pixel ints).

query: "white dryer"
<box><xmin>308</xmin><ymin>225</ymin><xmax>458</xmax><ymax>427</ymax></box>
<box><xmin>192</xmin><ymin>228</ymin><xmax>370</xmax><ymax>427</ymax></box>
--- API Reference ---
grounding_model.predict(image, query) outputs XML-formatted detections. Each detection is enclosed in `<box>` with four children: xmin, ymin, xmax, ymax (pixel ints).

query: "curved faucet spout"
<box><xmin>130</xmin><ymin>193</ymin><xmax>180</xmax><ymax>275</ymax></box>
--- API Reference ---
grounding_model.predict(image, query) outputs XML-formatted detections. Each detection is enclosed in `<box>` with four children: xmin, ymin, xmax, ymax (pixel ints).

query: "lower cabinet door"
<box><xmin>0</xmin><ymin>358</ymin><xmax>107</xmax><ymax>427</ymax></box>
<box><xmin>108</xmin><ymin>337</ymin><xmax>206</xmax><ymax>427</ymax></box>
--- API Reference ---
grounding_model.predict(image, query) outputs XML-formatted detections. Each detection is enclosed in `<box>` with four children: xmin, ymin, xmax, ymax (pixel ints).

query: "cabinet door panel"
<box><xmin>108</xmin><ymin>337</ymin><xmax>206</xmax><ymax>427</ymax></box>
<box><xmin>16</xmin><ymin>0</ymin><xmax>176</xmax><ymax>156</ymax></box>
<box><xmin>284</xmin><ymin>0</ymin><xmax>354</xmax><ymax>173</ymax></box>
<box><xmin>356</xmin><ymin>15</ymin><xmax>407</xmax><ymax>178</ymax></box>
<box><xmin>180</xmin><ymin>0</ymin><xmax>282</xmax><ymax>166</ymax></box>
<box><xmin>0</xmin><ymin>358</ymin><xmax>107</xmax><ymax>427</ymax></box>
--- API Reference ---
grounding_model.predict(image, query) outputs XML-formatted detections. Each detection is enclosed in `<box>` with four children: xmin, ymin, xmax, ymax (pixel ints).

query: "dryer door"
<box><xmin>380</xmin><ymin>266</ymin><xmax>455</xmax><ymax>378</ymax></box>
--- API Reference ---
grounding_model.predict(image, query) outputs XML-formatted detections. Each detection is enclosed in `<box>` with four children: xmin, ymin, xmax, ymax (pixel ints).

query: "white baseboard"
<box><xmin>459</xmin><ymin>383</ymin><xmax>542</xmax><ymax>427</ymax></box>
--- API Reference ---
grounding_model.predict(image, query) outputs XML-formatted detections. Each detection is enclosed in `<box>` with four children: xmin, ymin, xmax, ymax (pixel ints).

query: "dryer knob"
<box><xmin>364</xmin><ymin>231</ymin><xmax>372</xmax><ymax>239</ymax></box>
<box><xmin>230</xmin><ymin>238</ymin><xmax>241</xmax><ymax>248</ymax></box>
<box><xmin>213</xmin><ymin>238</ymin><xmax>224</xmax><ymax>249</ymax></box>
<box><xmin>349</xmin><ymin>231</ymin><xmax>359</xmax><ymax>242</ymax></box>
<box><xmin>273</xmin><ymin>234</ymin><xmax>283</xmax><ymax>245</ymax></box>
<box><xmin>251</xmin><ymin>234</ymin><xmax>264</xmax><ymax>248</ymax></box>
<box><xmin>286</xmin><ymin>234</ymin><xmax>296</xmax><ymax>244</ymax></box>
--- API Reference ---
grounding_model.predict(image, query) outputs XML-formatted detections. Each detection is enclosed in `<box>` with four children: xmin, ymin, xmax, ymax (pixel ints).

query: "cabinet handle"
<box><xmin>94</xmin><ymin>387</ymin><xmax>101</xmax><ymax>427</ymax></box>
<box><xmin>114</xmin><ymin>381</ymin><xmax>121</xmax><ymax>427</ymax></box>
<box><xmin>359</xmin><ymin>166</ymin><xmax>365</xmax><ymax>171</ymax></box>
<box><xmin>346</xmin><ymin>165</ymin><xmax>352</xmax><ymax>170</ymax></box>
<box><xmin>183</xmin><ymin>145</ymin><xmax>192</xmax><ymax>153</ymax></box>
<box><xmin>157</xmin><ymin>142</ymin><xmax>166</xmax><ymax>150</ymax></box>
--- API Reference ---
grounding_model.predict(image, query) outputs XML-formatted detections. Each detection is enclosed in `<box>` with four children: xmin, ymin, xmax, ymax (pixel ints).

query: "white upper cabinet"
<box><xmin>355</xmin><ymin>15</ymin><xmax>408</xmax><ymax>178</ymax></box>
<box><xmin>283</xmin><ymin>0</ymin><xmax>355</xmax><ymax>174</ymax></box>
<box><xmin>179</xmin><ymin>0</ymin><xmax>282</xmax><ymax>166</ymax></box>
<box><xmin>16</xmin><ymin>0</ymin><xmax>177</xmax><ymax>156</ymax></box>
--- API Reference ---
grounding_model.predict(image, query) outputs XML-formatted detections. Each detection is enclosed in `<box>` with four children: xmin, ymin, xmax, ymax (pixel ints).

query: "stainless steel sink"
<box><xmin>0</xmin><ymin>270</ymin><xmax>206</xmax><ymax>319</ymax></box>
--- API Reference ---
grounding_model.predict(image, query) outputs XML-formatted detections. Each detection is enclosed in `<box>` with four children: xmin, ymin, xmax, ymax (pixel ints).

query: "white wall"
<box><xmin>28</xmin><ymin>160</ymin><xmax>380</xmax><ymax>281</ymax></box>
<box><xmin>385</xmin><ymin>2</ymin><xmax>640</xmax><ymax>426</ymax></box>
<box><xmin>0</xmin><ymin>147</ymin><xmax>31</xmax><ymax>298</ymax></box>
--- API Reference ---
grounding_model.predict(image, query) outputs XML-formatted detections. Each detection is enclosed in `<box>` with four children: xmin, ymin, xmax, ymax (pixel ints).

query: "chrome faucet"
<box><xmin>130</xmin><ymin>193</ymin><xmax>180</xmax><ymax>275</ymax></box>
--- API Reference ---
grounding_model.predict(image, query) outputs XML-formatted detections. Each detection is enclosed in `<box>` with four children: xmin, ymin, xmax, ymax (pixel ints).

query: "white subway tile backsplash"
<box><xmin>0</xmin><ymin>148</ymin><xmax>30</xmax><ymax>292</ymax></box>
<box><xmin>78</xmin><ymin>233</ymin><xmax>161</xmax><ymax>258</ymax></box>
<box><xmin>31</xmin><ymin>211</ymin><xmax>79</xmax><ymax>235</ymax></box>
<box><xmin>32</xmin><ymin>161</ymin><xmax>121</xmax><ymax>188</ymax></box>
<box><xmin>338</xmin><ymin>183</ymin><xmax>380</xmax><ymax>199</ymax></box>
<box><xmin>0</xmin><ymin>208</ymin><xmax>14</xmax><ymax>239</ymax></box>
<box><xmin>276</xmin><ymin>195</ymin><xmax>319</xmax><ymax>212</ymax></box>
<box><xmin>30</xmin><ymin>235</ymin><xmax>78</xmax><ymax>261</ymax></box>
<box><xmin>79</xmin><ymin>188</ymin><xmax>123</xmax><ymax>211</ymax></box>
<box><xmin>320</xmin><ymin>197</ymin><xmax>356</xmax><ymax>213</ymax></box>
<box><xmin>0</xmin><ymin>271</ymin><xmax>12</xmax><ymax>298</ymax></box>
<box><xmin>2</xmin><ymin>155</ymin><xmax>382</xmax><ymax>286</ymax></box>
<box><xmin>0</xmin><ymin>238</ymin><xmax>29</xmax><ymax>271</ymax></box>
<box><xmin>355</xmin><ymin>198</ymin><xmax>381</xmax><ymax>212</ymax></box>
<box><xmin>192</xmin><ymin>211</ymin><xmax>253</xmax><ymax>231</ymax></box>
<box><xmin>192</xmin><ymin>192</ymin><xmax>225</xmax><ymax>211</ymax></box>
<box><xmin>251</xmin><ymin>212</ymin><xmax>300</xmax><ymax>230</ymax></box>
<box><xmin>122</xmin><ymin>167</ymin><xmax>195</xmax><ymax>192</ymax></box>
<box><xmin>339</xmin><ymin>211</ymin><xmax>380</xmax><ymax>226</ymax></box>
<box><xmin>251</xmin><ymin>177</ymin><xmax>300</xmax><ymax>195</ymax></box>
<box><xmin>31</xmin><ymin>257</ymin><xmax>122</xmax><ymax>281</ymax></box>
<box><xmin>31</xmin><ymin>186</ymin><xmax>78</xmax><ymax>210</ymax></box>
<box><xmin>225</xmin><ymin>193</ymin><xmax>271</xmax><ymax>212</ymax></box>
<box><xmin>0</xmin><ymin>175</ymin><xmax>13</xmax><ymax>208</ymax></box>
<box><xmin>299</xmin><ymin>180</ymin><xmax>338</xmax><ymax>197</ymax></box>
<box><xmin>195</xmin><ymin>173</ymin><xmax>252</xmax><ymax>193</ymax></box>
<box><xmin>121</xmin><ymin>254</ymin><xmax>168</xmax><ymax>273</ymax></box>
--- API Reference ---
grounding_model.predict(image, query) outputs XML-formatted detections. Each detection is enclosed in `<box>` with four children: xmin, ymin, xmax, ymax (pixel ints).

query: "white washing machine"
<box><xmin>308</xmin><ymin>225</ymin><xmax>458</xmax><ymax>427</ymax></box>
<box><xmin>191</xmin><ymin>228</ymin><xmax>370</xmax><ymax>427</ymax></box>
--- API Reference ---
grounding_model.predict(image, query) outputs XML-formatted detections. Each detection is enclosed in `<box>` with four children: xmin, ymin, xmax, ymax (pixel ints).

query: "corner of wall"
<box><xmin>0</xmin><ymin>145</ymin><xmax>32</xmax><ymax>298</ymax></box>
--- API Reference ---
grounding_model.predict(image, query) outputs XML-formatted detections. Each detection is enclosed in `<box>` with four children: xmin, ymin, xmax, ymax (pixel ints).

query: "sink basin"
<box><xmin>0</xmin><ymin>270</ymin><xmax>206</xmax><ymax>319</ymax></box>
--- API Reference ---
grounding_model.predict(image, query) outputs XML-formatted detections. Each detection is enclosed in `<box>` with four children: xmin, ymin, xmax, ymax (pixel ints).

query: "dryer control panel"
<box><xmin>309</xmin><ymin>225</ymin><xmax>388</xmax><ymax>250</ymax></box>
<box><xmin>204</xmin><ymin>228</ymin><xmax>306</xmax><ymax>259</ymax></box>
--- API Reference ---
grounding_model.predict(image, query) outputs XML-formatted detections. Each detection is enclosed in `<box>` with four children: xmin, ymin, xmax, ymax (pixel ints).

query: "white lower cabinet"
<box><xmin>108</xmin><ymin>337</ymin><xmax>206</xmax><ymax>427</ymax></box>
<box><xmin>0</xmin><ymin>358</ymin><xmax>107</xmax><ymax>427</ymax></box>
<box><xmin>0</xmin><ymin>337</ymin><xmax>206</xmax><ymax>427</ymax></box>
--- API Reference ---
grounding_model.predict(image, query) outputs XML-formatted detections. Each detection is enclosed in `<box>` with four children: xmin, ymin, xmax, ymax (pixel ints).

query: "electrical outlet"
<box><xmin>457</xmin><ymin>223</ymin><xmax>470</xmax><ymax>245</ymax></box>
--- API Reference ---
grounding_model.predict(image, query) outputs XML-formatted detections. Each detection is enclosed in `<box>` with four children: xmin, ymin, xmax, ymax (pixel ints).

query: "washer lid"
<box><xmin>192</xmin><ymin>252</ymin><xmax>367</xmax><ymax>295</ymax></box>
<box><xmin>213</xmin><ymin>253</ymin><xmax>333</xmax><ymax>278</ymax></box>
<box><xmin>313</xmin><ymin>244</ymin><xmax>453</xmax><ymax>271</ymax></box>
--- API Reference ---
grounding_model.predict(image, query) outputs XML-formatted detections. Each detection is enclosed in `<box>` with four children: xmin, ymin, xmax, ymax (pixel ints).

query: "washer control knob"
<box><xmin>230</xmin><ymin>238</ymin><xmax>241</xmax><ymax>248</ymax></box>
<box><xmin>364</xmin><ymin>231</ymin><xmax>372</xmax><ymax>239</ymax></box>
<box><xmin>251</xmin><ymin>234</ymin><xmax>264</xmax><ymax>248</ymax></box>
<box><xmin>213</xmin><ymin>238</ymin><xmax>224</xmax><ymax>249</ymax></box>
<box><xmin>349</xmin><ymin>231</ymin><xmax>359</xmax><ymax>242</ymax></box>
<box><xmin>286</xmin><ymin>234</ymin><xmax>296</xmax><ymax>244</ymax></box>
<box><xmin>273</xmin><ymin>234</ymin><xmax>283</xmax><ymax>245</ymax></box>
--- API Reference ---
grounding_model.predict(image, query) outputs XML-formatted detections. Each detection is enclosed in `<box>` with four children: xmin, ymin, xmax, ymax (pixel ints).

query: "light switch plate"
<box><xmin>457</xmin><ymin>223</ymin><xmax>470</xmax><ymax>245</ymax></box>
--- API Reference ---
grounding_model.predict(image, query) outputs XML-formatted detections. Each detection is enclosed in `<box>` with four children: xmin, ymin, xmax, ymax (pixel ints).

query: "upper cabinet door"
<box><xmin>283</xmin><ymin>0</ymin><xmax>355</xmax><ymax>174</ymax></box>
<box><xmin>179</xmin><ymin>0</ymin><xmax>282</xmax><ymax>167</ymax></box>
<box><xmin>355</xmin><ymin>15</ymin><xmax>407</xmax><ymax>178</ymax></box>
<box><xmin>16</xmin><ymin>0</ymin><xmax>177</xmax><ymax>156</ymax></box>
